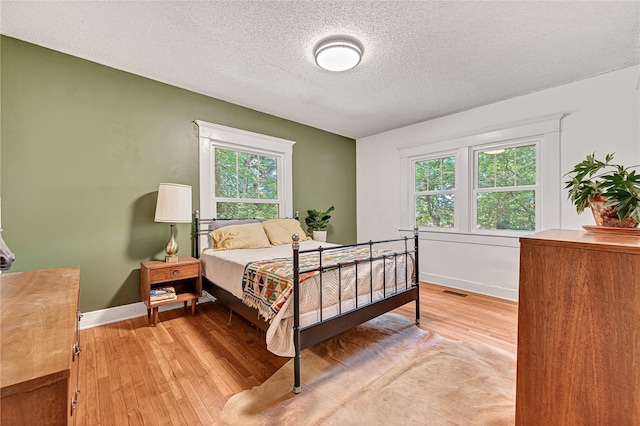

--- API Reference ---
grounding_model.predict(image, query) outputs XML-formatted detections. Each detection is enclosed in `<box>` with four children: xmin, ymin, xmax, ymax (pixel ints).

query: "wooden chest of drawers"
<box><xmin>1</xmin><ymin>267</ymin><xmax>81</xmax><ymax>426</ymax></box>
<box><xmin>517</xmin><ymin>230</ymin><xmax>640</xmax><ymax>425</ymax></box>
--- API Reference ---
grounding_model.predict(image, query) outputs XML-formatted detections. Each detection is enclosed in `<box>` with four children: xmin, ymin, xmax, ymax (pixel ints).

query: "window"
<box><xmin>413</xmin><ymin>154</ymin><xmax>456</xmax><ymax>228</ymax></box>
<box><xmin>214</xmin><ymin>148</ymin><xmax>279</xmax><ymax>218</ymax></box>
<box><xmin>196</xmin><ymin>120</ymin><xmax>295</xmax><ymax>220</ymax></box>
<box><xmin>399</xmin><ymin>114</ymin><xmax>563</xmax><ymax>242</ymax></box>
<box><xmin>474</xmin><ymin>143</ymin><xmax>537</xmax><ymax>231</ymax></box>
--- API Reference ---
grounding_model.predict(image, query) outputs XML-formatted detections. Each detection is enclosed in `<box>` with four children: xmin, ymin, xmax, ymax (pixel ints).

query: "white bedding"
<box><xmin>201</xmin><ymin>241</ymin><xmax>414</xmax><ymax>356</ymax></box>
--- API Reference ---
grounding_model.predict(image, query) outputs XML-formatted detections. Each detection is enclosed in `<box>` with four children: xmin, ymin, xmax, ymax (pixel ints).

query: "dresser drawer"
<box><xmin>149</xmin><ymin>263</ymin><xmax>200</xmax><ymax>283</ymax></box>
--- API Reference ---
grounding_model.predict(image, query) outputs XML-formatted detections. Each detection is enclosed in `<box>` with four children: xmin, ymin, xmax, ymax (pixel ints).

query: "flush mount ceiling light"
<box><xmin>484</xmin><ymin>149</ymin><xmax>506</xmax><ymax>155</ymax></box>
<box><xmin>314</xmin><ymin>39</ymin><xmax>363</xmax><ymax>72</ymax></box>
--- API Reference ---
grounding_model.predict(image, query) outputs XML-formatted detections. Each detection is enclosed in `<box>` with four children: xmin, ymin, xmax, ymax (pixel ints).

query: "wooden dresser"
<box><xmin>517</xmin><ymin>230</ymin><xmax>640</xmax><ymax>425</ymax></box>
<box><xmin>0</xmin><ymin>267</ymin><xmax>81</xmax><ymax>426</ymax></box>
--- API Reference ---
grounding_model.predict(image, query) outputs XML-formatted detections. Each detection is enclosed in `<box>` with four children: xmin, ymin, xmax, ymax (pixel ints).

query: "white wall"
<box><xmin>356</xmin><ymin>65</ymin><xmax>640</xmax><ymax>301</ymax></box>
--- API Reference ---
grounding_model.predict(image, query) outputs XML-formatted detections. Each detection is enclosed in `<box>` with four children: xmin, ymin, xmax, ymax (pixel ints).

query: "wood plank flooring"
<box><xmin>76</xmin><ymin>282</ymin><xmax>517</xmax><ymax>425</ymax></box>
<box><xmin>395</xmin><ymin>283</ymin><xmax>518</xmax><ymax>354</ymax></box>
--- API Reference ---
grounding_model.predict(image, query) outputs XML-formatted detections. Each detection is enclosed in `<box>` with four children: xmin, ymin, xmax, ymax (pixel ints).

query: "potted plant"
<box><xmin>305</xmin><ymin>206</ymin><xmax>335</xmax><ymax>242</ymax></box>
<box><xmin>564</xmin><ymin>153</ymin><xmax>640</xmax><ymax>228</ymax></box>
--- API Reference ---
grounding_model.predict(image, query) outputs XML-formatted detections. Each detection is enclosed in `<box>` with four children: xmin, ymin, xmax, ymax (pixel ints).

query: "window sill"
<box><xmin>399</xmin><ymin>227</ymin><xmax>528</xmax><ymax>248</ymax></box>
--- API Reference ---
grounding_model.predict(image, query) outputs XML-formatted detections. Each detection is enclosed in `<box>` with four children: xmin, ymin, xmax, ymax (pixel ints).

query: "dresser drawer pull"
<box><xmin>172</xmin><ymin>269</ymin><xmax>179</xmax><ymax>276</ymax></box>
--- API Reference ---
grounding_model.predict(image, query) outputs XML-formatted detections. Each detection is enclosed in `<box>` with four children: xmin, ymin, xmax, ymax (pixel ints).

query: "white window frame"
<box><xmin>399</xmin><ymin>113</ymin><xmax>564</xmax><ymax>247</ymax></box>
<box><xmin>196</xmin><ymin>120</ymin><xmax>295</xmax><ymax>220</ymax></box>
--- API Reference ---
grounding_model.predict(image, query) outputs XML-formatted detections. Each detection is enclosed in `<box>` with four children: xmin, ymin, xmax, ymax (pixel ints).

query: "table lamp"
<box><xmin>154</xmin><ymin>183</ymin><xmax>192</xmax><ymax>263</ymax></box>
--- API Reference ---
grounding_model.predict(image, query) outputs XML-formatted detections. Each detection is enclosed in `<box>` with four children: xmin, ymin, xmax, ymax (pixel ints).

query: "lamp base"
<box><xmin>164</xmin><ymin>224</ymin><xmax>180</xmax><ymax>263</ymax></box>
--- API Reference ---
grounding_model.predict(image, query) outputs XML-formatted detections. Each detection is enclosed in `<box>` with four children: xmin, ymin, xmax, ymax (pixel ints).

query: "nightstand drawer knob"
<box><xmin>172</xmin><ymin>269</ymin><xmax>179</xmax><ymax>276</ymax></box>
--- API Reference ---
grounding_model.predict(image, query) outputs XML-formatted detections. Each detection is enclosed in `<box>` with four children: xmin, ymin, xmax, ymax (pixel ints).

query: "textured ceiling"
<box><xmin>1</xmin><ymin>1</ymin><xmax>639</xmax><ymax>139</ymax></box>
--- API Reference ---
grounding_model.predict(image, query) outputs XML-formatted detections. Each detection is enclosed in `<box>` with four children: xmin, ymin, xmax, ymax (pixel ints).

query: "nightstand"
<box><xmin>140</xmin><ymin>257</ymin><xmax>202</xmax><ymax>326</ymax></box>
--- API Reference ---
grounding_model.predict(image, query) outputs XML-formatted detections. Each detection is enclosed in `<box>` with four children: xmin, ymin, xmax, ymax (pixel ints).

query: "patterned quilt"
<box><xmin>242</xmin><ymin>246</ymin><xmax>378</xmax><ymax>321</ymax></box>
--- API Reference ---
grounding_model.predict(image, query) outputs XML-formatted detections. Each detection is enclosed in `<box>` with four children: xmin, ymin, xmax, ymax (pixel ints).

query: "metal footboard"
<box><xmin>291</xmin><ymin>227</ymin><xmax>420</xmax><ymax>393</ymax></box>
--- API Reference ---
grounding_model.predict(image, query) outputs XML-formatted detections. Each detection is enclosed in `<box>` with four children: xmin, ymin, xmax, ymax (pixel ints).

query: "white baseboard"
<box><xmin>421</xmin><ymin>272</ymin><xmax>518</xmax><ymax>302</ymax></box>
<box><xmin>80</xmin><ymin>293</ymin><xmax>214</xmax><ymax>330</ymax></box>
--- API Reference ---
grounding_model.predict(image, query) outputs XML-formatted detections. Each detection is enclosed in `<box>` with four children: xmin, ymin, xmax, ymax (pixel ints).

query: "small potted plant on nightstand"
<box><xmin>564</xmin><ymin>152</ymin><xmax>640</xmax><ymax>229</ymax></box>
<box><xmin>305</xmin><ymin>206</ymin><xmax>335</xmax><ymax>242</ymax></box>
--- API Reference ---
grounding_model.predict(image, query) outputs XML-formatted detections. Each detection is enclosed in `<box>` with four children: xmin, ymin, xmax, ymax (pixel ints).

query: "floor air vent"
<box><xmin>443</xmin><ymin>290</ymin><xmax>468</xmax><ymax>297</ymax></box>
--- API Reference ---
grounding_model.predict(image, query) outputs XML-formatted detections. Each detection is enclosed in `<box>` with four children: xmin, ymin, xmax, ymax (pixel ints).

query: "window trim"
<box><xmin>196</xmin><ymin>120</ymin><xmax>295</xmax><ymax>220</ymax></box>
<box><xmin>399</xmin><ymin>113</ymin><xmax>565</xmax><ymax>244</ymax></box>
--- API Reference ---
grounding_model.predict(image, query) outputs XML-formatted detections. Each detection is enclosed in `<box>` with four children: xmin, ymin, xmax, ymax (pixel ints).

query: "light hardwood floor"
<box><xmin>77</xmin><ymin>282</ymin><xmax>517</xmax><ymax>425</ymax></box>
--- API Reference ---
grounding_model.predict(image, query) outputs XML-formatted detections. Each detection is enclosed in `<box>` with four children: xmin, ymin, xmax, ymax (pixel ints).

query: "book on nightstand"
<box><xmin>150</xmin><ymin>286</ymin><xmax>177</xmax><ymax>302</ymax></box>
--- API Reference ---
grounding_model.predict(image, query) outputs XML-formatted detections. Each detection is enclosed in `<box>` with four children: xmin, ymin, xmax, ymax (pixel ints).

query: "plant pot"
<box><xmin>312</xmin><ymin>230</ymin><xmax>327</xmax><ymax>242</ymax></box>
<box><xmin>588</xmin><ymin>196</ymin><xmax>639</xmax><ymax>228</ymax></box>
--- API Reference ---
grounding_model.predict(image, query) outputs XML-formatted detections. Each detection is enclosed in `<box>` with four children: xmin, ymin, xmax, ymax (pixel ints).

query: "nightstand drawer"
<box><xmin>149</xmin><ymin>263</ymin><xmax>200</xmax><ymax>283</ymax></box>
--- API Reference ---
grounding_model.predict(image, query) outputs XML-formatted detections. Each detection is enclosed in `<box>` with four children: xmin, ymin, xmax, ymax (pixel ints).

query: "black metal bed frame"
<box><xmin>193</xmin><ymin>212</ymin><xmax>420</xmax><ymax>394</ymax></box>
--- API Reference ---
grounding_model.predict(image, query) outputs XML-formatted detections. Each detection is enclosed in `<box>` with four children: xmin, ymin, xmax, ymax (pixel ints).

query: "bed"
<box><xmin>192</xmin><ymin>212</ymin><xmax>420</xmax><ymax>393</ymax></box>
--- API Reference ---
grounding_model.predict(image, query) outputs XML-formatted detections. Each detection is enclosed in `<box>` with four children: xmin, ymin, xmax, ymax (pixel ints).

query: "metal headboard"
<box><xmin>192</xmin><ymin>210</ymin><xmax>300</xmax><ymax>257</ymax></box>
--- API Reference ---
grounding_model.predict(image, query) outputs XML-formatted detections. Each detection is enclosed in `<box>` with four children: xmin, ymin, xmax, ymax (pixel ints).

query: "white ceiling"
<box><xmin>1</xmin><ymin>1</ymin><xmax>638</xmax><ymax>139</ymax></box>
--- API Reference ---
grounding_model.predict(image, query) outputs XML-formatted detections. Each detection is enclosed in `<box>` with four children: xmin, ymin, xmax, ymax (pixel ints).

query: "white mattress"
<box><xmin>201</xmin><ymin>241</ymin><xmax>414</xmax><ymax>356</ymax></box>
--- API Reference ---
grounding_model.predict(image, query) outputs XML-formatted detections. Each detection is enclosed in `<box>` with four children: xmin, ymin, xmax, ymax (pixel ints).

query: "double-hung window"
<box><xmin>413</xmin><ymin>154</ymin><xmax>456</xmax><ymax>228</ymax></box>
<box><xmin>401</xmin><ymin>114</ymin><xmax>563</xmax><ymax>241</ymax></box>
<box><xmin>196</xmin><ymin>120</ymin><xmax>295</xmax><ymax>220</ymax></box>
<box><xmin>214</xmin><ymin>147</ymin><xmax>279</xmax><ymax>218</ymax></box>
<box><xmin>473</xmin><ymin>142</ymin><xmax>538</xmax><ymax>231</ymax></box>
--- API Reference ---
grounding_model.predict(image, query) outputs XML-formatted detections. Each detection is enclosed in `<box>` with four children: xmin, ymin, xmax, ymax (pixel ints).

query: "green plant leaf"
<box><xmin>305</xmin><ymin>205</ymin><xmax>335</xmax><ymax>232</ymax></box>
<box><xmin>565</xmin><ymin>153</ymin><xmax>640</xmax><ymax>218</ymax></box>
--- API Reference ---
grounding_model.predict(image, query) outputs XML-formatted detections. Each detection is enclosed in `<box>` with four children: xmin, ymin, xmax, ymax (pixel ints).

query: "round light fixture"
<box><xmin>314</xmin><ymin>39</ymin><xmax>362</xmax><ymax>72</ymax></box>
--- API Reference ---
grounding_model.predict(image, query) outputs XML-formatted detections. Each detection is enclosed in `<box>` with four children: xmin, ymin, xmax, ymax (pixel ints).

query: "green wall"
<box><xmin>0</xmin><ymin>37</ymin><xmax>356</xmax><ymax>312</ymax></box>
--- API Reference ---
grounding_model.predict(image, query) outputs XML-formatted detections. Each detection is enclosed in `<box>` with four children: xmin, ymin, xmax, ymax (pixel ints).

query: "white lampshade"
<box><xmin>154</xmin><ymin>183</ymin><xmax>192</xmax><ymax>223</ymax></box>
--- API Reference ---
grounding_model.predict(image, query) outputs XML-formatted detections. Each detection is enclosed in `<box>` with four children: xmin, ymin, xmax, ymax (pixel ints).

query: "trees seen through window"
<box><xmin>475</xmin><ymin>145</ymin><xmax>536</xmax><ymax>231</ymax></box>
<box><xmin>414</xmin><ymin>155</ymin><xmax>455</xmax><ymax>227</ymax></box>
<box><xmin>214</xmin><ymin>148</ymin><xmax>279</xmax><ymax>219</ymax></box>
<box><xmin>412</xmin><ymin>143</ymin><xmax>538</xmax><ymax>232</ymax></box>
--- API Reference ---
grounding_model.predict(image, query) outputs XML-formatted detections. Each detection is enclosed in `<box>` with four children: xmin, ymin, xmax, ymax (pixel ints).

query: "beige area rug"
<box><xmin>220</xmin><ymin>313</ymin><xmax>515</xmax><ymax>425</ymax></box>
